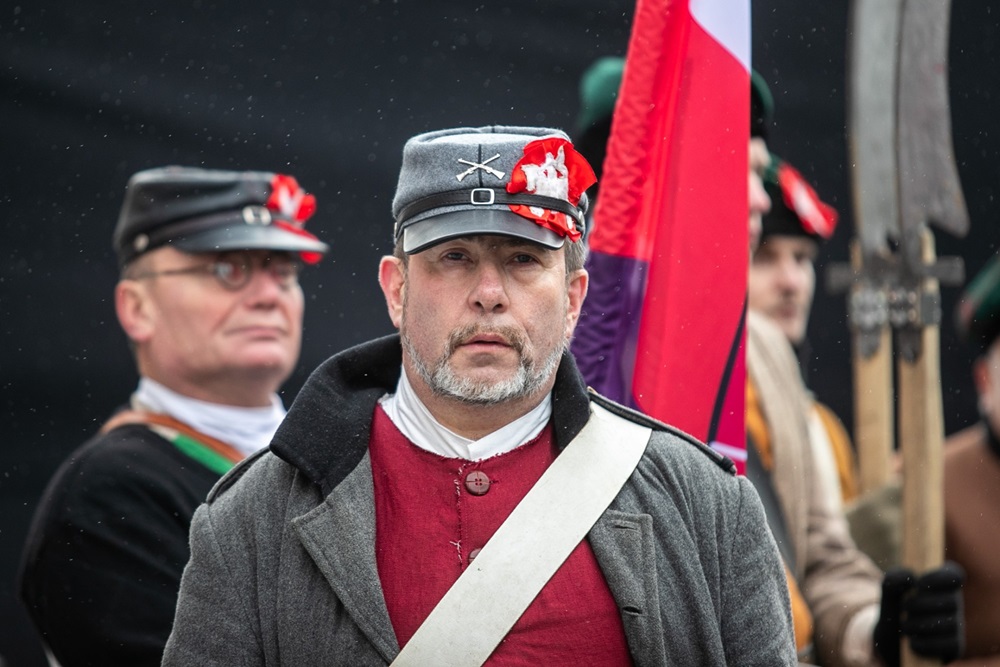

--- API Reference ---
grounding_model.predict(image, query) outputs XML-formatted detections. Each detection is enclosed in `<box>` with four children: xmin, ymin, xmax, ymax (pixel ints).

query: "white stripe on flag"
<box><xmin>690</xmin><ymin>0</ymin><xmax>751</xmax><ymax>71</ymax></box>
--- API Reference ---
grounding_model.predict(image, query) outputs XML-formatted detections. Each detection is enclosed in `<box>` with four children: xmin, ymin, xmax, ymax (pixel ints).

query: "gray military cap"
<box><xmin>392</xmin><ymin>125</ymin><xmax>595</xmax><ymax>254</ymax></box>
<box><xmin>113</xmin><ymin>166</ymin><xmax>329</xmax><ymax>266</ymax></box>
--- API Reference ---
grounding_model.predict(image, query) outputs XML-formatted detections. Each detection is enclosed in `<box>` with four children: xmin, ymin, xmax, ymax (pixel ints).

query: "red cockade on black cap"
<box><xmin>761</xmin><ymin>156</ymin><xmax>838</xmax><ymax>243</ymax></box>
<box><xmin>266</xmin><ymin>174</ymin><xmax>323</xmax><ymax>264</ymax></box>
<box><xmin>775</xmin><ymin>162</ymin><xmax>837</xmax><ymax>239</ymax></box>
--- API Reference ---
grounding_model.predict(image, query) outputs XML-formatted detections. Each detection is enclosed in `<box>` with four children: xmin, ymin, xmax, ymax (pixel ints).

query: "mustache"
<box><xmin>447</xmin><ymin>324</ymin><xmax>526</xmax><ymax>356</ymax></box>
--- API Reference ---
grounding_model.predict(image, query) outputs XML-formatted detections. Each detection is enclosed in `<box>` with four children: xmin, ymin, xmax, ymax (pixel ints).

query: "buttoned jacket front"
<box><xmin>163</xmin><ymin>335</ymin><xmax>796</xmax><ymax>666</ymax></box>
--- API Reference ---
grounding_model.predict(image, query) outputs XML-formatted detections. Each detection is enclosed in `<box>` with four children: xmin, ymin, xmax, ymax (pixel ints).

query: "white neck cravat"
<box><xmin>133</xmin><ymin>377</ymin><xmax>286</xmax><ymax>459</ymax></box>
<box><xmin>380</xmin><ymin>368</ymin><xmax>552</xmax><ymax>461</ymax></box>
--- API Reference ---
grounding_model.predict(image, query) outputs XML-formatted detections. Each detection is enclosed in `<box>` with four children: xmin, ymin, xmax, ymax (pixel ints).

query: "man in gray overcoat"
<box><xmin>164</xmin><ymin>126</ymin><xmax>797</xmax><ymax>666</ymax></box>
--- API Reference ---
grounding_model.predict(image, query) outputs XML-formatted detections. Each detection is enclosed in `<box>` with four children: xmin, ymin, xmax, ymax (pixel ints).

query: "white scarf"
<box><xmin>380</xmin><ymin>368</ymin><xmax>551</xmax><ymax>461</ymax></box>
<box><xmin>133</xmin><ymin>377</ymin><xmax>286</xmax><ymax>459</ymax></box>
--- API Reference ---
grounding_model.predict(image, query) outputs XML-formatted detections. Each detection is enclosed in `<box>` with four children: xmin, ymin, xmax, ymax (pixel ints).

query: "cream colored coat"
<box><xmin>747</xmin><ymin>312</ymin><xmax>882</xmax><ymax>667</ymax></box>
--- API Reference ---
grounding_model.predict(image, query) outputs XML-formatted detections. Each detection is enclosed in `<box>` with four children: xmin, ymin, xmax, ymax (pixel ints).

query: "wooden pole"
<box><xmin>851</xmin><ymin>242</ymin><xmax>896</xmax><ymax>494</ymax></box>
<box><xmin>898</xmin><ymin>230</ymin><xmax>945</xmax><ymax>667</ymax></box>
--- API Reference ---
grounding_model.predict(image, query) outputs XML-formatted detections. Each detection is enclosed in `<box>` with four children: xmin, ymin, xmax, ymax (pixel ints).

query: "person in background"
<box><xmin>751</xmin><ymin>149</ymin><xmax>899</xmax><ymax>581</ymax></box>
<box><xmin>750</xmin><ymin>152</ymin><xmax>859</xmax><ymax>511</ymax></box>
<box><xmin>944</xmin><ymin>252</ymin><xmax>1000</xmax><ymax>665</ymax></box>
<box><xmin>162</xmin><ymin>125</ymin><xmax>797</xmax><ymax>665</ymax></box>
<box><xmin>742</xmin><ymin>77</ymin><xmax>879</xmax><ymax>665</ymax></box>
<box><xmin>18</xmin><ymin>166</ymin><xmax>328</xmax><ymax>666</ymax></box>
<box><xmin>572</xmin><ymin>55</ymin><xmax>622</xmax><ymax>211</ymax></box>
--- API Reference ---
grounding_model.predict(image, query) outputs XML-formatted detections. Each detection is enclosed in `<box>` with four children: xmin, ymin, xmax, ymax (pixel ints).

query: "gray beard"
<box><xmin>402</xmin><ymin>324</ymin><xmax>563</xmax><ymax>405</ymax></box>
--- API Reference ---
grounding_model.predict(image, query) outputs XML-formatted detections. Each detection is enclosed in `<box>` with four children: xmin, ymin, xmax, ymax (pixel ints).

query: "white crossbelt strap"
<box><xmin>391</xmin><ymin>401</ymin><xmax>651</xmax><ymax>666</ymax></box>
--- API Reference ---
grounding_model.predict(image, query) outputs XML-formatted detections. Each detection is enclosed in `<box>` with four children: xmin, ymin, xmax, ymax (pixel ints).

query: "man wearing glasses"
<box><xmin>18</xmin><ymin>166</ymin><xmax>328</xmax><ymax>667</ymax></box>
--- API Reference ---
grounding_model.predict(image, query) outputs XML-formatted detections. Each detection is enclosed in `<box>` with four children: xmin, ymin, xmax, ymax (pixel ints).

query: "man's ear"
<box><xmin>378</xmin><ymin>256</ymin><xmax>405</xmax><ymax>329</ymax></box>
<box><xmin>115</xmin><ymin>279</ymin><xmax>156</xmax><ymax>343</ymax></box>
<box><xmin>565</xmin><ymin>268</ymin><xmax>589</xmax><ymax>339</ymax></box>
<box><xmin>973</xmin><ymin>356</ymin><xmax>989</xmax><ymax>397</ymax></box>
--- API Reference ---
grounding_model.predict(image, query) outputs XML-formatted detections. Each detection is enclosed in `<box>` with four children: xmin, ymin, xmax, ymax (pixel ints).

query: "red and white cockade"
<box><xmin>506</xmin><ymin>137</ymin><xmax>596</xmax><ymax>242</ymax></box>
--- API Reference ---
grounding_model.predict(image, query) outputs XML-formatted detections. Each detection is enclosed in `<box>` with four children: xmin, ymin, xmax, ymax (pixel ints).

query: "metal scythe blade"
<box><xmin>896</xmin><ymin>0</ymin><xmax>969</xmax><ymax>273</ymax></box>
<box><xmin>849</xmin><ymin>0</ymin><xmax>902</xmax><ymax>258</ymax></box>
<box><xmin>833</xmin><ymin>0</ymin><xmax>904</xmax><ymax>358</ymax></box>
<box><xmin>894</xmin><ymin>0</ymin><xmax>969</xmax><ymax>360</ymax></box>
<box><xmin>836</xmin><ymin>0</ymin><xmax>904</xmax><ymax>494</ymax></box>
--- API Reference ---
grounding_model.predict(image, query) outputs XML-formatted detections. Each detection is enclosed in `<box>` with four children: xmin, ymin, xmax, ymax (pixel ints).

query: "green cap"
<box><xmin>751</xmin><ymin>70</ymin><xmax>774</xmax><ymax>139</ymax></box>
<box><xmin>576</xmin><ymin>56</ymin><xmax>624</xmax><ymax>133</ymax></box>
<box><xmin>956</xmin><ymin>253</ymin><xmax>1000</xmax><ymax>351</ymax></box>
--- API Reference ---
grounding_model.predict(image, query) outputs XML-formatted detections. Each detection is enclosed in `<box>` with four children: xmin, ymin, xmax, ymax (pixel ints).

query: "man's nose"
<box><xmin>750</xmin><ymin>178</ymin><xmax>771</xmax><ymax>216</ymax></box>
<box><xmin>776</xmin><ymin>257</ymin><xmax>804</xmax><ymax>290</ymax></box>
<box><xmin>471</xmin><ymin>262</ymin><xmax>509</xmax><ymax>313</ymax></box>
<box><xmin>243</xmin><ymin>262</ymin><xmax>288</xmax><ymax>303</ymax></box>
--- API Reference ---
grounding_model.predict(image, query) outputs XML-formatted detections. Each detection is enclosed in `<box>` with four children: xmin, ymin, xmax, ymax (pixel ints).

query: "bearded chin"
<box><xmin>402</xmin><ymin>330</ymin><xmax>563</xmax><ymax>405</ymax></box>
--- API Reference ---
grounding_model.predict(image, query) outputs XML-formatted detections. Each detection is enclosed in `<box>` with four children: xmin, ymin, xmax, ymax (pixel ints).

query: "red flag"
<box><xmin>572</xmin><ymin>0</ymin><xmax>750</xmax><ymax>471</ymax></box>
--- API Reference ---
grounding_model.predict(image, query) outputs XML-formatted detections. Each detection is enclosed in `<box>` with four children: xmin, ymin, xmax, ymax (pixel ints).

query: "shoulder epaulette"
<box><xmin>588</xmin><ymin>390</ymin><xmax>737</xmax><ymax>475</ymax></box>
<box><xmin>206</xmin><ymin>447</ymin><xmax>271</xmax><ymax>503</ymax></box>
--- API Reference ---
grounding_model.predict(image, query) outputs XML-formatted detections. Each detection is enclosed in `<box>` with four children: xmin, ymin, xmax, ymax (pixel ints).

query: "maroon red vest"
<box><xmin>370</xmin><ymin>405</ymin><xmax>632</xmax><ymax>665</ymax></box>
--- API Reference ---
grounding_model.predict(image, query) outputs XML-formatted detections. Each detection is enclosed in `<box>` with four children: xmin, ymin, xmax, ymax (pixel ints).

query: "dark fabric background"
<box><xmin>1</xmin><ymin>2</ymin><xmax>997</xmax><ymax>664</ymax></box>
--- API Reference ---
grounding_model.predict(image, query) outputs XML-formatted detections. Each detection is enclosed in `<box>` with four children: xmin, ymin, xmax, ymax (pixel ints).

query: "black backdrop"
<box><xmin>1</xmin><ymin>2</ymin><xmax>997</xmax><ymax>664</ymax></box>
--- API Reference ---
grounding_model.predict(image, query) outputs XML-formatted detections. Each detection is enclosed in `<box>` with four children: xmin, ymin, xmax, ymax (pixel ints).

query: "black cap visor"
<box><xmin>170</xmin><ymin>220</ymin><xmax>328</xmax><ymax>256</ymax></box>
<box><xmin>402</xmin><ymin>209</ymin><xmax>565</xmax><ymax>254</ymax></box>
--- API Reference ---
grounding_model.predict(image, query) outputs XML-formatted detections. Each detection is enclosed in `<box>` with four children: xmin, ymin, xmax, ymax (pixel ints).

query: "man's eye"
<box><xmin>214</xmin><ymin>259</ymin><xmax>247</xmax><ymax>283</ymax></box>
<box><xmin>270</xmin><ymin>261</ymin><xmax>299</xmax><ymax>282</ymax></box>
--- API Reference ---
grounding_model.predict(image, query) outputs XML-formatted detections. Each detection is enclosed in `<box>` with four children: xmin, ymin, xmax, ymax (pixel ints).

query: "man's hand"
<box><xmin>873</xmin><ymin>561</ymin><xmax>965</xmax><ymax>667</ymax></box>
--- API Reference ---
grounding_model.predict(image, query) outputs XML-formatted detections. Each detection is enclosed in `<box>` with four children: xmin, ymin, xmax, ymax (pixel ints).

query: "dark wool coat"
<box><xmin>20</xmin><ymin>422</ymin><xmax>220</xmax><ymax>666</ymax></box>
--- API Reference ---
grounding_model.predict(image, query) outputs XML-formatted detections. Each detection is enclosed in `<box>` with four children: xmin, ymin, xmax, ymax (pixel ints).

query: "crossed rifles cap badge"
<box><xmin>456</xmin><ymin>154</ymin><xmax>505</xmax><ymax>182</ymax></box>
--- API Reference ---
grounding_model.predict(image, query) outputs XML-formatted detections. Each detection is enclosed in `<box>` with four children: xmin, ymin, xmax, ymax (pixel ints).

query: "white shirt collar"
<box><xmin>133</xmin><ymin>377</ymin><xmax>286</xmax><ymax>459</ymax></box>
<box><xmin>379</xmin><ymin>367</ymin><xmax>552</xmax><ymax>461</ymax></box>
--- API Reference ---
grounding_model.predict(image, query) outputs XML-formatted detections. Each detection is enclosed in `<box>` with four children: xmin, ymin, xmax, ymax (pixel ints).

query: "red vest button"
<box><xmin>468</xmin><ymin>547</ymin><xmax>483</xmax><ymax>563</ymax></box>
<box><xmin>464</xmin><ymin>470</ymin><xmax>491</xmax><ymax>495</ymax></box>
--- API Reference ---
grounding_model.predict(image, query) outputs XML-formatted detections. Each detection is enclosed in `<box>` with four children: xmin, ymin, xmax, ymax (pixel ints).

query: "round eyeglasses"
<box><xmin>131</xmin><ymin>250</ymin><xmax>302</xmax><ymax>291</ymax></box>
